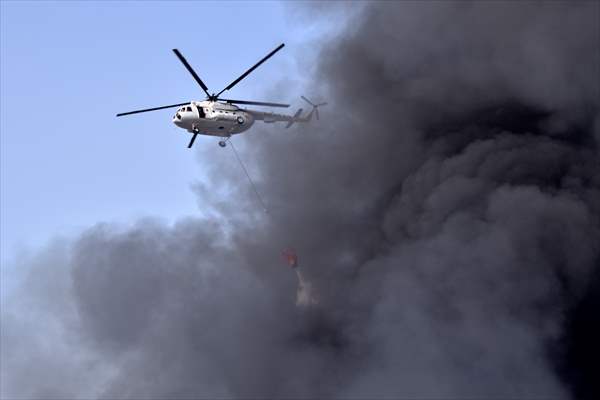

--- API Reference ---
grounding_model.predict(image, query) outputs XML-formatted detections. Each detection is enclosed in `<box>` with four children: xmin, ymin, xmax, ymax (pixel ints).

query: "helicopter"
<box><xmin>116</xmin><ymin>43</ymin><xmax>326</xmax><ymax>148</ymax></box>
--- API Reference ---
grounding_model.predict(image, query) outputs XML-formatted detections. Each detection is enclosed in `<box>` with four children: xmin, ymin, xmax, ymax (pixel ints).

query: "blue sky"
<box><xmin>1</xmin><ymin>1</ymin><xmax>339</xmax><ymax>266</ymax></box>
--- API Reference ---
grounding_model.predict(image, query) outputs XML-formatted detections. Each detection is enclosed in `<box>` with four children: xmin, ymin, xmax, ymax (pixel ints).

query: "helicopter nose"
<box><xmin>172</xmin><ymin>113</ymin><xmax>182</xmax><ymax>126</ymax></box>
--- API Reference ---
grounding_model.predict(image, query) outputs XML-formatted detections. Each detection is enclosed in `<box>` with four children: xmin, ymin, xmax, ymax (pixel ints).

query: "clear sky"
<box><xmin>1</xmin><ymin>1</ymin><xmax>333</xmax><ymax>265</ymax></box>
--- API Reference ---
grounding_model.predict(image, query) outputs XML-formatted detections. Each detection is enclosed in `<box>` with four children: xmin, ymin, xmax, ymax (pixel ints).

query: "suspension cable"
<box><xmin>228</xmin><ymin>140</ymin><xmax>268</xmax><ymax>213</ymax></box>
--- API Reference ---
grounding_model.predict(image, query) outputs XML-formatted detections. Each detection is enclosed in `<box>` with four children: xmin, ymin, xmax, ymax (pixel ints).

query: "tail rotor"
<box><xmin>301</xmin><ymin>95</ymin><xmax>327</xmax><ymax>120</ymax></box>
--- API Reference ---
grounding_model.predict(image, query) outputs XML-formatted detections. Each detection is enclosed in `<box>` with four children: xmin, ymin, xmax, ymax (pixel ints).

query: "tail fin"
<box><xmin>285</xmin><ymin>108</ymin><xmax>303</xmax><ymax>129</ymax></box>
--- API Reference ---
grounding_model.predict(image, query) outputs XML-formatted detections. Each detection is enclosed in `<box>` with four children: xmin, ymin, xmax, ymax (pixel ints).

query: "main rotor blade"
<box><xmin>219</xmin><ymin>99</ymin><xmax>290</xmax><ymax>108</ymax></box>
<box><xmin>215</xmin><ymin>43</ymin><xmax>285</xmax><ymax>98</ymax></box>
<box><xmin>116</xmin><ymin>102</ymin><xmax>189</xmax><ymax>117</ymax></box>
<box><xmin>172</xmin><ymin>49</ymin><xmax>211</xmax><ymax>97</ymax></box>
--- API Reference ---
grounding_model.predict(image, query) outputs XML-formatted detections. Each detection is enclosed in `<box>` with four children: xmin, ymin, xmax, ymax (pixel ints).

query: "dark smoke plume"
<box><xmin>2</xmin><ymin>2</ymin><xmax>599</xmax><ymax>399</ymax></box>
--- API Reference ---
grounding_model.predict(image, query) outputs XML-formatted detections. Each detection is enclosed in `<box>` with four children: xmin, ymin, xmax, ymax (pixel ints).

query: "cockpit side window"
<box><xmin>186</xmin><ymin>107</ymin><xmax>192</xmax><ymax>112</ymax></box>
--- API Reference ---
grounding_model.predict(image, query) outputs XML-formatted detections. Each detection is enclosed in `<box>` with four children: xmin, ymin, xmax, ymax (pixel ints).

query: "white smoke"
<box><xmin>295</xmin><ymin>269</ymin><xmax>319</xmax><ymax>307</ymax></box>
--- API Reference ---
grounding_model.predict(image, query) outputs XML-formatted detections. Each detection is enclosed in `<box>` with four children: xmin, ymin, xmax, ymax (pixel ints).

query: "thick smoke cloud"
<box><xmin>2</xmin><ymin>2</ymin><xmax>599</xmax><ymax>399</ymax></box>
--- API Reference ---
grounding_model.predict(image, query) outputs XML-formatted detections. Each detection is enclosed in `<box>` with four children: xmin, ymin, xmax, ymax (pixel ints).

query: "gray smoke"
<box><xmin>2</xmin><ymin>2</ymin><xmax>599</xmax><ymax>399</ymax></box>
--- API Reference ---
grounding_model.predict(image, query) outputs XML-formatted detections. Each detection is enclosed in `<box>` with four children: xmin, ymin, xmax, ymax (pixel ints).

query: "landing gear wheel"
<box><xmin>218</xmin><ymin>141</ymin><xmax>227</xmax><ymax>148</ymax></box>
<box><xmin>193</xmin><ymin>126</ymin><xmax>200</xmax><ymax>134</ymax></box>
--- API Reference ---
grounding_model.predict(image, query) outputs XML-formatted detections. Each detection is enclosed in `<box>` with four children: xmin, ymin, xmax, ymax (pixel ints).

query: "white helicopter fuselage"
<box><xmin>172</xmin><ymin>100</ymin><xmax>254</xmax><ymax>137</ymax></box>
